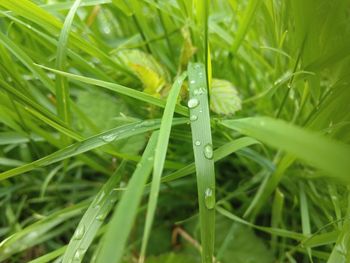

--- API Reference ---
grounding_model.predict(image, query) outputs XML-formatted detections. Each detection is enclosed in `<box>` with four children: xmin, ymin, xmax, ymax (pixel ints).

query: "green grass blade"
<box><xmin>36</xmin><ymin>65</ymin><xmax>188</xmax><ymax>116</ymax></box>
<box><xmin>299</xmin><ymin>182</ymin><xmax>313</xmax><ymax>262</ymax></box>
<box><xmin>216</xmin><ymin>206</ymin><xmax>304</xmax><ymax>241</ymax></box>
<box><xmin>187</xmin><ymin>62</ymin><xmax>215</xmax><ymax>263</ymax></box>
<box><xmin>28</xmin><ymin>246</ymin><xmax>67</xmax><ymax>263</ymax></box>
<box><xmin>96</xmin><ymin>132</ymin><xmax>158</xmax><ymax>263</ymax></box>
<box><xmin>0</xmin><ymin>32</ymin><xmax>54</xmax><ymax>93</ymax></box>
<box><xmin>62</xmin><ymin>163</ymin><xmax>126</xmax><ymax>263</ymax></box>
<box><xmin>55</xmin><ymin>0</ymin><xmax>81</xmax><ymax>126</ymax></box>
<box><xmin>221</xmin><ymin>117</ymin><xmax>350</xmax><ymax>183</ymax></box>
<box><xmin>0</xmin><ymin>118</ymin><xmax>186</xmax><ymax>181</ymax></box>
<box><xmin>160</xmin><ymin>137</ymin><xmax>259</xmax><ymax>183</ymax></box>
<box><xmin>139</xmin><ymin>72</ymin><xmax>187</xmax><ymax>262</ymax></box>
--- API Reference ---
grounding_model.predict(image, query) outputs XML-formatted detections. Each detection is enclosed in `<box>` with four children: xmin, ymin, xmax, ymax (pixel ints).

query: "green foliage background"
<box><xmin>0</xmin><ymin>0</ymin><xmax>350</xmax><ymax>262</ymax></box>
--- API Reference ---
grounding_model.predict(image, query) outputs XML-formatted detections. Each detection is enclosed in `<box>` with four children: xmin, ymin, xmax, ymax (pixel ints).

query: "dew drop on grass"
<box><xmin>190</xmin><ymin>115</ymin><xmax>198</xmax><ymax>121</ymax></box>
<box><xmin>194</xmin><ymin>88</ymin><xmax>205</xmax><ymax>96</ymax></box>
<box><xmin>73</xmin><ymin>249</ymin><xmax>86</xmax><ymax>261</ymax></box>
<box><xmin>101</xmin><ymin>134</ymin><xmax>116</xmax><ymax>142</ymax></box>
<box><xmin>96</xmin><ymin>212</ymin><xmax>108</xmax><ymax>221</ymax></box>
<box><xmin>195</xmin><ymin>140</ymin><xmax>201</xmax><ymax>146</ymax></box>
<box><xmin>203</xmin><ymin>144</ymin><xmax>213</xmax><ymax>159</ymax></box>
<box><xmin>190</xmin><ymin>80</ymin><xmax>196</xmax><ymax>84</ymax></box>
<box><xmin>109</xmin><ymin>190</ymin><xmax>118</xmax><ymax>204</ymax></box>
<box><xmin>204</xmin><ymin>187</ymin><xmax>215</xmax><ymax>209</ymax></box>
<box><xmin>188</xmin><ymin>98</ymin><xmax>199</xmax><ymax>109</ymax></box>
<box><xmin>74</xmin><ymin>225</ymin><xmax>85</xmax><ymax>240</ymax></box>
<box><xmin>93</xmin><ymin>191</ymin><xmax>106</xmax><ymax>208</ymax></box>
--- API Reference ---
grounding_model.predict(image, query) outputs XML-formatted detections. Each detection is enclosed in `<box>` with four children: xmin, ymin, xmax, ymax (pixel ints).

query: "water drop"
<box><xmin>204</xmin><ymin>188</ymin><xmax>215</xmax><ymax>209</ymax></box>
<box><xmin>73</xmin><ymin>249</ymin><xmax>86</xmax><ymax>261</ymax></box>
<box><xmin>194</xmin><ymin>88</ymin><xmax>205</xmax><ymax>96</ymax></box>
<box><xmin>101</xmin><ymin>134</ymin><xmax>116</xmax><ymax>142</ymax></box>
<box><xmin>203</xmin><ymin>144</ymin><xmax>213</xmax><ymax>159</ymax></box>
<box><xmin>194</xmin><ymin>140</ymin><xmax>201</xmax><ymax>146</ymax></box>
<box><xmin>109</xmin><ymin>190</ymin><xmax>119</xmax><ymax>203</ymax></box>
<box><xmin>190</xmin><ymin>115</ymin><xmax>198</xmax><ymax>122</ymax></box>
<box><xmin>96</xmin><ymin>212</ymin><xmax>108</xmax><ymax>221</ymax></box>
<box><xmin>190</xmin><ymin>80</ymin><xmax>196</xmax><ymax>84</ymax></box>
<box><xmin>74</xmin><ymin>225</ymin><xmax>85</xmax><ymax>240</ymax></box>
<box><xmin>93</xmin><ymin>191</ymin><xmax>106</xmax><ymax>208</ymax></box>
<box><xmin>188</xmin><ymin>98</ymin><xmax>199</xmax><ymax>109</ymax></box>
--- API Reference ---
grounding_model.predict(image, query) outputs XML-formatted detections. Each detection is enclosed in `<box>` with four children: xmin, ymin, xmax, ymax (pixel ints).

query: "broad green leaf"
<box><xmin>210</xmin><ymin>78</ymin><xmax>242</xmax><ymax>115</ymax></box>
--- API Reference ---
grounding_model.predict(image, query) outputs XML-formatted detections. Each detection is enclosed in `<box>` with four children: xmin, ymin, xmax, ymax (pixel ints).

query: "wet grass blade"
<box><xmin>139</xmin><ymin>72</ymin><xmax>187</xmax><ymax>262</ymax></box>
<box><xmin>96</xmin><ymin>132</ymin><xmax>158</xmax><ymax>263</ymax></box>
<box><xmin>187</xmin><ymin>62</ymin><xmax>215</xmax><ymax>263</ymax></box>
<box><xmin>62</xmin><ymin>163</ymin><xmax>126</xmax><ymax>263</ymax></box>
<box><xmin>221</xmin><ymin>117</ymin><xmax>350</xmax><ymax>183</ymax></box>
<box><xmin>0</xmin><ymin>118</ymin><xmax>186</xmax><ymax>181</ymax></box>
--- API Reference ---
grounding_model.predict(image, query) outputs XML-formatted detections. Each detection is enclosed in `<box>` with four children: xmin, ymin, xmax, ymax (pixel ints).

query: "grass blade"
<box><xmin>160</xmin><ymin>137</ymin><xmax>259</xmax><ymax>183</ymax></box>
<box><xmin>0</xmin><ymin>118</ymin><xmax>186</xmax><ymax>181</ymax></box>
<box><xmin>96</xmin><ymin>132</ymin><xmax>158</xmax><ymax>263</ymax></box>
<box><xmin>216</xmin><ymin>206</ymin><xmax>304</xmax><ymax>241</ymax></box>
<box><xmin>36</xmin><ymin>64</ymin><xmax>188</xmax><ymax>116</ymax></box>
<box><xmin>55</xmin><ymin>0</ymin><xmax>82</xmax><ymax>126</ymax></box>
<box><xmin>187</xmin><ymin>62</ymin><xmax>215</xmax><ymax>263</ymax></box>
<box><xmin>221</xmin><ymin>117</ymin><xmax>350</xmax><ymax>183</ymax></box>
<box><xmin>62</xmin><ymin>163</ymin><xmax>126</xmax><ymax>263</ymax></box>
<box><xmin>139</xmin><ymin>72</ymin><xmax>187</xmax><ymax>262</ymax></box>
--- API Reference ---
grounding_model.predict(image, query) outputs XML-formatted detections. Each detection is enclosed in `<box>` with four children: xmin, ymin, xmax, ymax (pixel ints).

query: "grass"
<box><xmin>0</xmin><ymin>0</ymin><xmax>350</xmax><ymax>263</ymax></box>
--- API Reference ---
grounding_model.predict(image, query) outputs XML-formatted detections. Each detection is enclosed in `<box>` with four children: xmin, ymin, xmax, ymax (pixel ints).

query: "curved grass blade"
<box><xmin>55</xmin><ymin>0</ymin><xmax>82</xmax><ymax>126</ymax></box>
<box><xmin>36</xmin><ymin>65</ymin><xmax>189</xmax><ymax>116</ymax></box>
<box><xmin>160</xmin><ymin>137</ymin><xmax>259</xmax><ymax>183</ymax></box>
<box><xmin>187</xmin><ymin>62</ymin><xmax>215</xmax><ymax>263</ymax></box>
<box><xmin>0</xmin><ymin>118</ymin><xmax>187</xmax><ymax>181</ymax></box>
<box><xmin>221</xmin><ymin>117</ymin><xmax>350</xmax><ymax>183</ymax></box>
<box><xmin>62</xmin><ymin>163</ymin><xmax>126</xmax><ymax>263</ymax></box>
<box><xmin>139</xmin><ymin>72</ymin><xmax>187</xmax><ymax>263</ymax></box>
<box><xmin>96</xmin><ymin>132</ymin><xmax>158</xmax><ymax>263</ymax></box>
